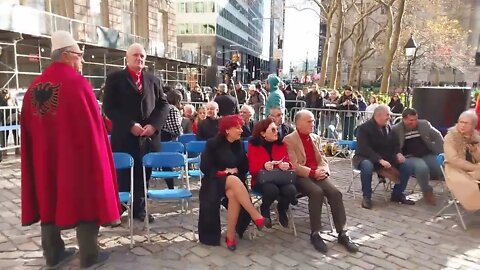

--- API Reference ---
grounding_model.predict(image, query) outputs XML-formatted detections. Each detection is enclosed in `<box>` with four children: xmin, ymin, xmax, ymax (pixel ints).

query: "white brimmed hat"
<box><xmin>51</xmin><ymin>31</ymin><xmax>78</xmax><ymax>52</ymax></box>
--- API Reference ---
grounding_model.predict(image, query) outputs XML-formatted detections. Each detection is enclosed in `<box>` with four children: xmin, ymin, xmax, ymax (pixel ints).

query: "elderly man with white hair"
<box><xmin>21</xmin><ymin>31</ymin><xmax>120</xmax><ymax>268</ymax></box>
<box><xmin>103</xmin><ymin>43</ymin><xmax>169</xmax><ymax>223</ymax></box>
<box><xmin>284</xmin><ymin>110</ymin><xmax>358</xmax><ymax>254</ymax></box>
<box><xmin>239</xmin><ymin>104</ymin><xmax>255</xmax><ymax>138</ymax></box>
<box><xmin>353</xmin><ymin>105</ymin><xmax>415</xmax><ymax>209</ymax></box>
<box><xmin>444</xmin><ymin>110</ymin><xmax>480</xmax><ymax>211</ymax></box>
<box><xmin>181</xmin><ymin>104</ymin><xmax>196</xmax><ymax>133</ymax></box>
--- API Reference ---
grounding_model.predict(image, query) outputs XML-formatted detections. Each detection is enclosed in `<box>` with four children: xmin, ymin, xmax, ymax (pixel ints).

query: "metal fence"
<box><xmin>0</xmin><ymin>106</ymin><xmax>21</xmax><ymax>152</ymax></box>
<box><xmin>0</xmin><ymin>101</ymin><xmax>401</xmax><ymax>155</ymax></box>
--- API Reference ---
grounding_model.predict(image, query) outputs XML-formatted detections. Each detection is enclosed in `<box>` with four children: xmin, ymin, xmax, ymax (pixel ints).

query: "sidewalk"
<box><xmin>1</xmin><ymin>156</ymin><xmax>480</xmax><ymax>269</ymax></box>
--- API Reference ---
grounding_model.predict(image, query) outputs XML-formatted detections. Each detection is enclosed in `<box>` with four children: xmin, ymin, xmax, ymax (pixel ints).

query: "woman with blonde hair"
<box><xmin>444</xmin><ymin>110</ymin><xmax>480</xmax><ymax>211</ymax></box>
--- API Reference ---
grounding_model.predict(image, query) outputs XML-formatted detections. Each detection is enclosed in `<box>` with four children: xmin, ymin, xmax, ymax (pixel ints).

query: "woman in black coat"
<box><xmin>199</xmin><ymin>115</ymin><xmax>265</xmax><ymax>251</ymax></box>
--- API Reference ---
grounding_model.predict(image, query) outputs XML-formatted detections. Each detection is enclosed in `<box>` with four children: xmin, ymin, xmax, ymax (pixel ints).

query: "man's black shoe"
<box><xmin>310</xmin><ymin>232</ymin><xmax>328</xmax><ymax>253</ymax></box>
<box><xmin>361</xmin><ymin>198</ymin><xmax>372</xmax><ymax>209</ymax></box>
<box><xmin>338</xmin><ymin>232</ymin><xmax>359</xmax><ymax>253</ymax></box>
<box><xmin>134</xmin><ymin>212</ymin><xmax>154</xmax><ymax>223</ymax></box>
<box><xmin>391</xmin><ymin>194</ymin><xmax>415</xmax><ymax>205</ymax></box>
<box><xmin>277</xmin><ymin>205</ymin><xmax>289</xmax><ymax>228</ymax></box>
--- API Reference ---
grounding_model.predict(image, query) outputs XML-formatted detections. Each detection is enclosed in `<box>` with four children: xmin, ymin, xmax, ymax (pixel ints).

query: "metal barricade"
<box><xmin>0</xmin><ymin>106</ymin><xmax>21</xmax><ymax>152</ymax></box>
<box><xmin>290</xmin><ymin>108</ymin><xmax>401</xmax><ymax>141</ymax></box>
<box><xmin>181</xmin><ymin>101</ymin><xmax>207</xmax><ymax>110</ymax></box>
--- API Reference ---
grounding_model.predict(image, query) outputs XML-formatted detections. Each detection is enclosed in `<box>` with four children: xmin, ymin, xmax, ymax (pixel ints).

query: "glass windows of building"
<box><xmin>122</xmin><ymin>0</ymin><xmax>133</xmax><ymax>34</ymax></box>
<box><xmin>178</xmin><ymin>23</ymin><xmax>215</xmax><ymax>35</ymax></box>
<box><xmin>178</xmin><ymin>1</ymin><xmax>216</xmax><ymax>13</ymax></box>
<box><xmin>194</xmin><ymin>2</ymin><xmax>204</xmax><ymax>13</ymax></box>
<box><xmin>89</xmin><ymin>0</ymin><xmax>103</xmax><ymax>26</ymax></box>
<box><xmin>121</xmin><ymin>0</ymin><xmax>139</xmax><ymax>35</ymax></box>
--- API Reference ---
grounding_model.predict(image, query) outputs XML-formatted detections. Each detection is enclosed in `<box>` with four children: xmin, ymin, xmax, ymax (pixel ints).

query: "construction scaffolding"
<box><xmin>0</xmin><ymin>33</ymin><xmax>207</xmax><ymax>97</ymax></box>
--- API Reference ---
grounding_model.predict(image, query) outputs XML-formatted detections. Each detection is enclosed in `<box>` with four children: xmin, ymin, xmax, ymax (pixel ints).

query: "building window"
<box><xmin>89</xmin><ymin>0</ymin><xmax>103</xmax><ymax>26</ymax></box>
<box><xmin>178</xmin><ymin>2</ymin><xmax>186</xmax><ymax>13</ymax></box>
<box><xmin>120</xmin><ymin>0</ymin><xmax>140</xmax><ymax>35</ymax></box>
<box><xmin>207</xmin><ymin>1</ymin><xmax>215</xmax><ymax>12</ymax></box>
<box><xmin>122</xmin><ymin>0</ymin><xmax>133</xmax><ymax>34</ymax></box>
<box><xmin>194</xmin><ymin>2</ymin><xmax>204</xmax><ymax>13</ymax></box>
<box><xmin>186</xmin><ymin>2</ymin><xmax>193</xmax><ymax>13</ymax></box>
<box><xmin>21</xmin><ymin>0</ymin><xmax>45</xmax><ymax>10</ymax></box>
<box><xmin>178</xmin><ymin>23</ymin><xmax>186</xmax><ymax>34</ymax></box>
<box><xmin>157</xmin><ymin>11</ymin><xmax>166</xmax><ymax>44</ymax></box>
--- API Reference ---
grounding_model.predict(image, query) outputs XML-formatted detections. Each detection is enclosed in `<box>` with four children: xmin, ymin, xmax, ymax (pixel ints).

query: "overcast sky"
<box><xmin>282</xmin><ymin>0</ymin><xmax>321</xmax><ymax>74</ymax></box>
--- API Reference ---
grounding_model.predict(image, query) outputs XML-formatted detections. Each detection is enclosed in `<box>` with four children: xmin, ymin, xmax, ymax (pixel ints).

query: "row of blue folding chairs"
<box><xmin>112</xmin><ymin>151</ymin><xmax>200</xmax><ymax>246</ymax></box>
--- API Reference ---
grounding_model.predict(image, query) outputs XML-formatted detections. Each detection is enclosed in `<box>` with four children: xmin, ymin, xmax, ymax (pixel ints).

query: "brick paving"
<box><xmin>1</xmin><ymin>153</ymin><xmax>480</xmax><ymax>269</ymax></box>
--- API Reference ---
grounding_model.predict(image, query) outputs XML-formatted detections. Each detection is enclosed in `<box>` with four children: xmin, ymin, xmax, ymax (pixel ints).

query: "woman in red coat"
<box><xmin>248</xmin><ymin>117</ymin><xmax>298</xmax><ymax>228</ymax></box>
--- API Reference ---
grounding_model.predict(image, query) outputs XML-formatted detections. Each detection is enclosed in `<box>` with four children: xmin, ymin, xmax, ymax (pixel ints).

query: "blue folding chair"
<box><xmin>243</xmin><ymin>140</ymin><xmax>249</xmax><ymax>153</ymax></box>
<box><xmin>186</xmin><ymin>141</ymin><xmax>207</xmax><ymax>179</ymax></box>
<box><xmin>142</xmin><ymin>152</ymin><xmax>194</xmax><ymax>241</ymax></box>
<box><xmin>433</xmin><ymin>153</ymin><xmax>467</xmax><ymax>230</ymax></box>
<box><xmin>113</xmin><ymin>152</ymin><xmax>135</xmax><ymax>248</ymax></box>
<box><xmin>160</xmin><ymin>141</ymin><xmax>185</xmax><ymax>153</ymax></box>
<box><xmin>178</xmin><ymin>133</ymin><xmax>197</xmax><ymax>146</ymax></box>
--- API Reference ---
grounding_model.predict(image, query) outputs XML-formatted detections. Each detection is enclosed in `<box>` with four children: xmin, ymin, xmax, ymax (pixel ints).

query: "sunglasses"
<box><xmin>269</xmin><ymin>127</ymin><xmax>278</xmax><ymax>133</ymax></box>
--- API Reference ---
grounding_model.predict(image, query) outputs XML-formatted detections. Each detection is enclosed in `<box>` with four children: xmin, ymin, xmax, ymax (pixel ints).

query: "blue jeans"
<box><xmin>404</xmin><ymin>154</ymin><xmax>443</xmax><ymax>193</ymax></box>
<box><xmin>358</xmin><ymin>159</ymin><xmax>414</xmax><ymax>198</ymax></box>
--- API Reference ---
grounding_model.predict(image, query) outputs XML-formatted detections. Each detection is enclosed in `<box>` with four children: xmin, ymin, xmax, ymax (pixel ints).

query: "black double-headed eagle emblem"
<box><xmin>31</xmin><ymin>82</ymin><xmax>61</xmax><ymax>116</ymax></box>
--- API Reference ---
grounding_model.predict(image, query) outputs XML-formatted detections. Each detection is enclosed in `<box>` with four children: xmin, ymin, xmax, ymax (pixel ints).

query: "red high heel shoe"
<box><xmin>225</xmin><ymin>237</ymin><xmax>237</xmax><ymax>251</ymax></box>
<box><xmin>254</xmin><ymin>217</ymin><xmax>265</xmax><ymax>230</ymax></box>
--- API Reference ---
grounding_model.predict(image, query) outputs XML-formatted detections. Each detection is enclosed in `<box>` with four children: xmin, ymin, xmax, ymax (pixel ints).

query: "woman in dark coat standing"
<box><xmin>388</xmin><ymin>93</ymin><xmax>404</xmax><ymax>114</ymax></box>
<box><xmin>199</xmin><ymin>115</ymin><xmax>265</xmax><ymax>251</ymax></box>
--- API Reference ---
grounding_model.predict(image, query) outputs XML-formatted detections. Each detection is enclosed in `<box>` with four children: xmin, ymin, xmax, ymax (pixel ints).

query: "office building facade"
<box><xmin>0</xmin><ymin>0</ymin><xmax>210</xmax><ymax>93</ymax></box>
<box><xmin>175</xmin><ymin>0</ymin><xmax>279</xmax><ymax>86</ymax></box>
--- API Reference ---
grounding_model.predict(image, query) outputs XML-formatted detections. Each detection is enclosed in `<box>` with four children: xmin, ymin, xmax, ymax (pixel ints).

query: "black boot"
<box><xmin>260</xmin><ymin>203</ymin><xmax>272</xmax><ymax>228</ymax></box>
<box><xmin>277</xmin><ymin>201</ymin><xmax>289</xmax><ymax>228</ymax></box>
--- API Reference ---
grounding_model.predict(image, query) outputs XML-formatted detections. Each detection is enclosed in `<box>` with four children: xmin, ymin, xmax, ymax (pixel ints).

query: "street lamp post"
<box><xmin>404</xmin><ymin>35</ymin><xmax>417</xmax><ymax>108</ymax></box>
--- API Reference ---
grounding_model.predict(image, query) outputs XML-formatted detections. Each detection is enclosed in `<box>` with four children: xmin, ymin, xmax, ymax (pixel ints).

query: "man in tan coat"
<box><xmin>284</xmin><ymin>110</ymin><xmax>358</xmax><ymax>254</ymax></box>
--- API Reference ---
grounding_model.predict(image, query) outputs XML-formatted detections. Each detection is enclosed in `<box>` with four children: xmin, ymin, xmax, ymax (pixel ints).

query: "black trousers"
<box><xmin>41</xmin><ymin>223</ymin><xmax>99</xmax><ymax>268</ymax></box>
<box><xmin>160</xmin><ymin>131</ymin><xmax>175</xmax><ymax>189</ymax></box>
<box><xmin>253</xmin><ymin>182</ymin><xmax>297</xmax><ymax>217</ymax></box>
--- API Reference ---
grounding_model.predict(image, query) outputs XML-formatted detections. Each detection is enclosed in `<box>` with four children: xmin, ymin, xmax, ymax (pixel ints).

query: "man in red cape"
<box><xmin>21</xmin><ymin>31</ymin><xmax>120</xmax><ymax>269</ymax></box>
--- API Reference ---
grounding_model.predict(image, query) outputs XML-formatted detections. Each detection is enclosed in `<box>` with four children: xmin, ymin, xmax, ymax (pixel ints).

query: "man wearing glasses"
<box><xmin>21</xmin><ymin>31</ymin><xmax>120</xmax><ymax>268</ymax></box>
<box><xmin>269</xmin><ymin>106</ymin><xmax>292</xmax><ymax>140</ymax></box>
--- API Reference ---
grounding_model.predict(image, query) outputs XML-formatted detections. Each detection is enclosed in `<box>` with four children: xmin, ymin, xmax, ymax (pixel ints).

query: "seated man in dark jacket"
<box><xmin>353</xmin><ymin>105</ymin><xmax>414</xmax><ymax>209</ymax></box>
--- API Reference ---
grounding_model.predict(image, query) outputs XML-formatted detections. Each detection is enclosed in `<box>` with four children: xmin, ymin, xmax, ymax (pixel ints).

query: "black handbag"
<box><xmin>256</xmin><ymin>169</ymin><xmax>296</xmax><ymax>185</ymax></box>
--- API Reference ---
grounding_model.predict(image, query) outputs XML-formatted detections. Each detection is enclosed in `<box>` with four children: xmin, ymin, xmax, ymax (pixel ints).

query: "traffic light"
<box><xmin>476</xmin><ymin>52</ymin><xmax>480</xmax><ymax>66</ymax></box>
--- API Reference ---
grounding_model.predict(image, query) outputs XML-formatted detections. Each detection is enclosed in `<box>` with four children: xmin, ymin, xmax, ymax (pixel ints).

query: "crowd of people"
<box><xmin>18</xmin><ymin>30</ymin><xmax>480</xmax><ymax>269</ymax></box>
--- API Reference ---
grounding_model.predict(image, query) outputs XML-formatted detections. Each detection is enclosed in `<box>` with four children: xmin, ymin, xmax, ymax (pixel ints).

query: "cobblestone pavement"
<box><xmin>2</xmin><ymin>153</ymin><xmax>480</xmax><ymax>270</ymax></box>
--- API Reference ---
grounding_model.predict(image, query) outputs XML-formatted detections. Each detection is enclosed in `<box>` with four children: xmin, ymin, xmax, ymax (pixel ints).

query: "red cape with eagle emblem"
<box><xmin>21</xmin><ymin>62</ymin><xmax>121</xmax><ymax>228</ymax></box>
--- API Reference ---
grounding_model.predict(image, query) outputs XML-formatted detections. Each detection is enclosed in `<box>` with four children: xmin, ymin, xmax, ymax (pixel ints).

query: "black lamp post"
<box><xmin>404</xmin><ymin>35</ymin><xmax>417</xmax><ymax>107</ymax></box>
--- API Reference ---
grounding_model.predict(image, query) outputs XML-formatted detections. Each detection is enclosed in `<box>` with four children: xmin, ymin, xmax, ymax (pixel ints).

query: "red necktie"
<box><xmin>136</xmin><ymin>75</ymin><xmax>143</xmax><ymax>94</ymax></box>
